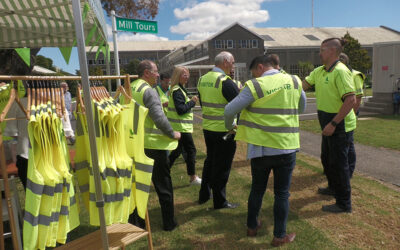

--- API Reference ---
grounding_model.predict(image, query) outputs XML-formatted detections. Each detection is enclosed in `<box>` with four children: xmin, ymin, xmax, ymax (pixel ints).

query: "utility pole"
<box><xmin>312</xmin><ymin>0</ymin><xmax>314</xmax><ymax>27</ymax></box>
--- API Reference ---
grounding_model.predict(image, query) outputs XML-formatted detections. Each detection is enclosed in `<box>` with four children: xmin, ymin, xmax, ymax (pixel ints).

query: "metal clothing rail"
<box><xmin>0</xmin><ymin>75</ymin><xmax>137</xmax><ymax>81</ymax></box>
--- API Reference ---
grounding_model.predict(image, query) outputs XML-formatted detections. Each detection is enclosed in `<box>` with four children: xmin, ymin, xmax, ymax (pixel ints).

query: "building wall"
<box><xmin>207</xmin><ymin>25</ymin><xmax>264</xmax><ymax>81</ymax></box>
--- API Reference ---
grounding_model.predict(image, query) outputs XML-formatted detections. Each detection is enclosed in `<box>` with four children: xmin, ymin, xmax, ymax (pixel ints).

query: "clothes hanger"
<box><xmin>76</xmin><ymin>84</ymin><xmax>85</xmax><ymax>113</ymax></box>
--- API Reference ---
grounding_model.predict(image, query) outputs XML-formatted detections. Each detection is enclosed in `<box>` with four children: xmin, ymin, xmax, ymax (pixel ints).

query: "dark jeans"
<box><xmin>247</xmin><ymin>153</ymin><xmax>296</xmax><ymax>238</ymax></box>
<box><xmin>321</xmin><ymin>131</ymin><xmax>353</xmax><ymax>210</ymax></box>
<box><xmin>16</xmin><ymin>155</ymin><xmax>28</xmax><ymax>189</ymax></box>
<box><xmin>169</xmin><ymin>132</ymin><xmax>197</xmax><ymax>176</ymax></box>
<box><xmin>145</xmin><ymin>149</ymin><xmax>177</xmax><ymax>230</ymax></box>
<box><xmin>348</xmin><ymin>136</ymin><xmax>356</xmax><ymax>178</ymax></box>
<box><xmin>199</xmin><ymin>130</ymin><xmax>236</xmax><ymax>208</ymax></box>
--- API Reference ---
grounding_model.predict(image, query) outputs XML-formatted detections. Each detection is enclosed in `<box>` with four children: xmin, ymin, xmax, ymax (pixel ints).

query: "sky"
<box><xmin>38</xmin><ymin>0</ymin><xmax>400</xmax><ymax>74</ymax></box>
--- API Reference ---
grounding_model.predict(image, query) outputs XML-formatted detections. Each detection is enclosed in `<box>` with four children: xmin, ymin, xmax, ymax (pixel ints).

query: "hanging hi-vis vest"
<box><xmin>121</xmin><ymin>99</ymin><xmax>154</xmax><ymax>219</ymax></box>
<box><xmin>167</xmin><ymin>85</ymin><xmax>194</xmax><ymax>133</ymax></box>
<box><xmin>24</xmin><ymin>101</ymin><xmax>79</xmax><ymax>250</ymax></box>
<box><xmin>236</xmin><ymin>73</ymin><xmax>302</xmax><ymax>150</ymax></box>
<box><xmin>155</xmin><ymin>85</ymin><xmax>169</xmax><ymax>114</ymax></box>
<box><xmin>130</xmin><ymin>78</ymin><xmax>178</xmax><ymax>150</ymax></box>
<box><xmin>197</xmin><ymin>71</ymin><xmax>230</xmax><ymax>132</ymax></box>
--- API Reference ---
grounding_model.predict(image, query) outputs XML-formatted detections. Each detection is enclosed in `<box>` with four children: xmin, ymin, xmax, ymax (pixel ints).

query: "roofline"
<box><xmin>206</xmin><ymin>22</ymin><xmax>265</xmax><ymax>41</ymax></box>
<box><xmin>176</xmin><ymin>56</ymin><xmax>209</xmax><ymax>67</ymax></box>
<box><xmin>380</xmin><ymin>25</ymin><xmax>400</xmax><ymax>35</ymax></box>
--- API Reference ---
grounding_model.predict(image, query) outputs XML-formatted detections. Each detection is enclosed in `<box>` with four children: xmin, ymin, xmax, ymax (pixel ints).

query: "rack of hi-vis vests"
<box><xmin>0</xmin><ymin>74</ymin><xmax>154</xmax><ymax>250</ymax></box>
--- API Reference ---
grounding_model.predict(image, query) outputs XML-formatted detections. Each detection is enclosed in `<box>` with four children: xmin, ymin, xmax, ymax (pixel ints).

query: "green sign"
<box><xmin>116</xmin><ymin>17</ymin><xmax>158</xmax><ymax>34</ymax></box>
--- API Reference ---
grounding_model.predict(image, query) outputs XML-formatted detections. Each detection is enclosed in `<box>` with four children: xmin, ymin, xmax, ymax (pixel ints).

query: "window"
<box><xmin>252</xmin><ymin>40</ymin><xmax>258</xmax><ymax>48</ymax></box>
<box><xmin>304</xmin><ymin>34</ymin><xmax>320</xmax><ymax>41</ymax></box>
<box><xmin>98</xmin><ymin>60</ymin><xmax>104</xmax><ymax>65</ymax></box>
<box><xmin>227</xmin><ymin>40</ymin><xmax>234</xmax><ymax>49</ymax></box>
<box><xmin>242</xmin><ymin>40</ymin><xmax>248</xmax><ymax>48</ymax></box>
<box><xmin>215</xmin><ymin>40</ymin><xmax>222</xmax><ymax>49</ymax></box>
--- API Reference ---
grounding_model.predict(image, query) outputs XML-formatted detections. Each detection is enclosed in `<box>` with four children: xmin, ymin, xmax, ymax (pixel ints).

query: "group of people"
<box><xmin>130</xmin><ymin>36</ymin><xmax>363</xmax><ymax>247</ymax></box>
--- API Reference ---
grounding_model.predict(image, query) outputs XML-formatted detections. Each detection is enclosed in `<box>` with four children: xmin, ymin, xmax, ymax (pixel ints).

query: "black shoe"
<box><xmin>215</xmin><ymin>202</ymin><xmax>239</xmax><ymax>209</ymax></box>
<box><xmin>318</xmin><ymin>187</ymin><xmax>335</xmax><ymax>196</ymax></box>
<box><xmin>322</xmin><ymin>204</ymin><xmax>351</xmax><ymax>213</ymax></box>
<box><xmin>163</xmin><ymin>222</ymin><xmax>178</xmax><ymax>231</ymax></box>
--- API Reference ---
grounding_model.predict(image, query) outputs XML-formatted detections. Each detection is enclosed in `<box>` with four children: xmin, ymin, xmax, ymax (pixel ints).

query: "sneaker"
<box><xmin>190</xmin><ymin>176</ymin><xmax>202</xmax><ymax>185</ymax></box>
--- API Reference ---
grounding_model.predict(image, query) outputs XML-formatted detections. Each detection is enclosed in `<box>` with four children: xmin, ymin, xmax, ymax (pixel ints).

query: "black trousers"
<box><xmin>145</xmin><ymin>149</ymin><xmax>177</xmax><ymax>230</ymax></box>
<box><xmin>199</xmin><ymin>129</ymin><xmax>236</xmax><ymax>208</ymax></box>
<box><xmin>168</xmin><ymin>132</ymin><xmax>197</xmax><ymax>176</ymax></box>
<box><xmin>321</xmin><ymin>131</ymin><xmax>353</xmax><ymax>210</ymax></box>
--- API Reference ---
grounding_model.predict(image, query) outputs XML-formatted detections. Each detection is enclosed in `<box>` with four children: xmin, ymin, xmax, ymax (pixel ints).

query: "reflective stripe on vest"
<box><xmin>130</xmin><ymin>79</ymin><xmax>178</xmax><ymax>150</ymax></box>
<box><xmin>197</xmin><ymin>71</ymin><xmax>230</xmax><ymax>131</ymax></box>
<box><xmin>236</xmin><ymin>73</ymin><xmax>302</xmax><ymax>149</ymax></box>
<box><xmin>167</xmin><ymin>85</ymin><xmax>194</xmax><ymax>132</ymax></box>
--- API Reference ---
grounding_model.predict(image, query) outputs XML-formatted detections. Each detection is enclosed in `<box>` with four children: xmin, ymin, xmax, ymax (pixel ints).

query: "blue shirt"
<box><xmin>224</xmin><ymin>69</ymin><xmax>307</xmax><ymax>159</ymax></box>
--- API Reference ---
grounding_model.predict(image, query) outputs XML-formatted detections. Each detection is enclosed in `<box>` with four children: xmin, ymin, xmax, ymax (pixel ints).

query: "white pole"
<box><xmin>71</xmin><ymin>1</ymin><xmax>109</xmax><ymax>249</ymax></box>
<box><xmin>106</xmin><ymin>45</ymin><xmax>111</xmax><ymax>91</ymax></box>
<box><xmin>111</xmin><ymin>10</ymin><xmax>121</xmax><ymax>87</ymax></box>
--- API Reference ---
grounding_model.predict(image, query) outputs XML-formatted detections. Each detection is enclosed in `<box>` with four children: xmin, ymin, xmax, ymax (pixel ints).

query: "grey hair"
<box><xmin>215</xmin><ymin>51</ymin><xmax>233</xmax><ymax>66</ymax></box>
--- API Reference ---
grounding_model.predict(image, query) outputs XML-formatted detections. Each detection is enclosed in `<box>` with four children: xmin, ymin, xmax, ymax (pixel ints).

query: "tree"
<box><xmin>35</xmin><ymin>55</ymin><xmax>56</xmax><ymax>71</ymax></box>
<box><xmin>89</xmin><ymin>66</ymin><xmax>105</xmax><ymax>77</ymax></box>
<box><xmin>0</xmin><ymin>49</ymin><xmax>39</xmax><ymax>75</ymax></box>
<box><xmin>101</xmin><ymin>0</ymin><xmax>159</xmax><ymax>19</ymax></box>
<box><xmin>124</xmin><ymin>58</ymin><xmax>141</xmax><ymax>75</ymax></box>
<box><xmin>297</xmin><ymin>61</ymin><xmax>314</xmax><ymax>80</ymax></box>
<box><xmin>342</xmin><ymin>32</ymin><xmax>372</xmax><ymax>74</ymax></box>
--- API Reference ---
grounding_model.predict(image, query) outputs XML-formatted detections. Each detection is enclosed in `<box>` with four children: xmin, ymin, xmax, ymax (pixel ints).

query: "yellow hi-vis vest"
<box><xmin>24</xmin><ymin>103</ymin><xmax>79</xmax><ymax>250</ymax></box>
<box><xmin>130</xmin><ymin>78</ymin><xmax>178</xmax><ymax>150</ymax></box>
<box><xmin>352</xmin><ymin>69</ymin><xmax>365</xmax><ymax>96</ymax></box>
<box><xmin>236</xmin><ymin>73</ymin><xmax>302</xmax><ymax>149</ymax></box>
<box><xmin>197</xmin><ymin>71</ymin><xmax>230</xmax><ymax>132</ymax></box>
<box><xmin>167</xmin><ymin>85</ymin><xmax>194</xmax><ymax>133</ymax></box>
<box><xmin>233</xmin><ymin>79</ymin><xmax>243</xmax><ymax>89</ymax></box>
<box><xmin>121</xmin><ymin>99</ymin><xmax>154</xmax><ymax>219</ymax></box>
<box><xmin>155</xmin><ymin>85</ymin><xmax>169</xmax><ymax>114</ymax></box>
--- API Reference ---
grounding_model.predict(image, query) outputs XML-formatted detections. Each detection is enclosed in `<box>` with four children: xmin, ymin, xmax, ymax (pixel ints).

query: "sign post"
<box><xmin>111</xmin><ymin>13</ymin><xmax>158</xmax><ymax>87</ymax></box>
<box><xmin>111</xmin><ymin>10</ymin><xmax>121</xmax><ymax>87</ymax></box>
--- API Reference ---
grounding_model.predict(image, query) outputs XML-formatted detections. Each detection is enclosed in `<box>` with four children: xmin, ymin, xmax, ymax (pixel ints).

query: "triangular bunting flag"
<box><xmin>59</xmin><ymin>47</ymin><xmax>73</xmax><ymax>64</ymax></box>
<box><xmin>15</xmin><ymin>48</ymin><xmax>30</xmax><ymax>67</ymax></box>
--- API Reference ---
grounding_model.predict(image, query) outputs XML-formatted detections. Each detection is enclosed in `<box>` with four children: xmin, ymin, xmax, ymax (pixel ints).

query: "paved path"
<box><xmin>300</xmin><ymin>130</ymin><xmax>400</xmax><ymax>188</ymax></box>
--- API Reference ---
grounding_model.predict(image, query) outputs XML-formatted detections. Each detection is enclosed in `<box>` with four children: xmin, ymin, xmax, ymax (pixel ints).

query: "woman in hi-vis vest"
<box><xmin>167</xmin><ymin>66</ymin><xmax>201</xmax><ymax>185</ymax></box>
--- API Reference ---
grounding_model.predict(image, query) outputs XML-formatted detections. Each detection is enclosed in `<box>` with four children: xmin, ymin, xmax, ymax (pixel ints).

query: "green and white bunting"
<box><xmin>0</xmin><ymin>0</ymin><xmax>107</xmax><ymax>50</ymax></box>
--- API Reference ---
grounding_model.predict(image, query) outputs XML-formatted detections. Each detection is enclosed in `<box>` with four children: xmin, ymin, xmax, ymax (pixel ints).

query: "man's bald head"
<box><xmin>322</xmin><ymin>38</ymin><xmax>346</xmax><ymax>56</ymax></box>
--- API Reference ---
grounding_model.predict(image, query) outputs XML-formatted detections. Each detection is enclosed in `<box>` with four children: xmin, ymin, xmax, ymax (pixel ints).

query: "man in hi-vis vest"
<box><xmin>129</xmin><ymin>60</ymin><xmax>181</xmax><ymax>231</ymax></box>
<box><xmin>225</xmin><ymin>54</ymin><xmax>306</xmax><ymax>247</ymax></box>
<box><xmin>304</xmin><ymin>38</ymin><xmax>356</xmax><ymax>214</ymax></box>
<box><xmin>197</xmin><ymin>51</ymin><xmax>240</xmax><ymax>209</ymax></box>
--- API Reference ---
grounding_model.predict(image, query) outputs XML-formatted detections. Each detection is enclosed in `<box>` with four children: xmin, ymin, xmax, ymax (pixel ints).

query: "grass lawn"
<box><xmin>300</xmin><ymin>115</ymin><xmax>400</xmax><ymax>150</ymax></box>
<box><xmin>15</xmin><ymin>123</ymin><xmax>399</xmax><ymax>249</ymax></box>
<box><xmin>127</xmin><ymin>124</ymin><xmax>400</xmax><ymax>249</ymax></box>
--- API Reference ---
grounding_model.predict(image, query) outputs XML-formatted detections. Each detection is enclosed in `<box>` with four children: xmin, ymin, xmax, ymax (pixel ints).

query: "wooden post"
<box><xmin>0</xmin><ymin>127</ymin><xmax>19</xmax><ymax>250</ymax></box>
<box><xmin>145</xmin><ymin>210</ymin><xmax>153</xmax><ymax>250</ymax></box>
